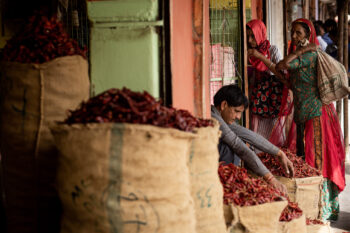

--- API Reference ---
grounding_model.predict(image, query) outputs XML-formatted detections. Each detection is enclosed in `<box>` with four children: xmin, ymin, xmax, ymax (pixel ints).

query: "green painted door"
<box><xmin>88</xmin><ymin>0</ymin><xmax>161</xmax><ymax>98</ymax></box>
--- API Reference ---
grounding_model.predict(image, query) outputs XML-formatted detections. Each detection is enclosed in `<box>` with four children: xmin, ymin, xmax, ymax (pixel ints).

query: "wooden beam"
<box><xmin>310</xmin><ymin>0</ymin><xmax>316</xmax><ymax>21</ymax></box>
<box><xmin>336</xmin><ymin>0</ymin><xmax>344</xmax><ymax>120</ymax></box>
<box><xmin>240</xmin><ymin>0</ymin><xmax>249</xmax><ymax>128</ymax></box>
<box><xmin>193</xmin><ymin>0</ymin><xmax>204</xmax><ymax>117</ymax></box>
<box><xmin>343</xmin><ymin>0</ymin><xmax>349</xmax><ymax>157</ymax></box>
<box><xmin>283</xmin><ymin>0</ymin><xmax>288</xmax><ymax>57</ymax></box>
<box><xmin>303</xmin><ymin>0</ymin><xmax>310</xmax><ymax>19</ymax></box>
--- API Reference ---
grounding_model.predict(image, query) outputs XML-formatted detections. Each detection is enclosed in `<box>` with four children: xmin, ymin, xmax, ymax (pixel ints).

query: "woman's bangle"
<box><xmin>268</xmin><ymin>62</ymin><xmax>274</xmax><ymax>69</ymax></box>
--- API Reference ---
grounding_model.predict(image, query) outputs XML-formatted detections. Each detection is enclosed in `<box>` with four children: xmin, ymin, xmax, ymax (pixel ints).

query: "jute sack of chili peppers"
<box><xmin>258</xmin><ymin>150</ymin><xmax>323</xmax><ymax>219</ymax></box>
<box><xmin>219</xmin><ymin>163</ymin><xmax>288</xmax><ymax>233</ymax></box>
<box><xmin>0</xmin><ymin>57</ymin><xmax>89</xmax><ymax>233</ymax></box>
<box><xmin>50</xmin><ymin>123</ymin><xmax>197</xmax><ymax>233</ymax></box>
<box><xmin>188</xmin><ymin>119</ymin><xmax>226</xmax><ymax>233</ymax></box>
<box><xmin>0</xmin><ymin>13</ymin><xmax>89</xmax><ymax>233</ymax></box>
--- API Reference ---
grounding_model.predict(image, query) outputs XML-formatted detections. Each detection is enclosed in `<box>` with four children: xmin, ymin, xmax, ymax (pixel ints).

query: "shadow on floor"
<box><xmin>331</xmin><ymin>211</ymin><xmax>350</xmax><ymax>231</ymax></box>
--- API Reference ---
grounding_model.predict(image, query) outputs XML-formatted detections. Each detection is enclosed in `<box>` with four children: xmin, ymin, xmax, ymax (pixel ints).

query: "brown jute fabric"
<box><xmin>278</xmin><ymin>214</ymin><xmax>306</xmax><ymax>233</ymax></box>
<box><xmin>189</xmin><ymin>120</ymin><xmax>226</xmax><ymax>233</ymax></box>
<box><xmin>276</xmin><ymin>176</ymin><xmax>323</xmax><ymax>219</ymax></box>
<box><xmin>0</xmin><ymin>55</ymin><xmax>90</xmax><ymax>233</ymax></box>
<box><xmin>306</xmin><ymin>222</ymin><xmax>332</xmax><ymax>233</ymax></box>
<box><xmin>223</xmin><ymin>204</ymin><xmax>234</xmax><ymax>228</ymax></box>
<box><xmin>226</xmin><ymin>201</ymin><xmax>288</xmax><ymax>233</ymax></box>
<box><xmin>316</xmin><ymin>49</ymin><xmax>350</xmax><ymax>104</ymax></box>
<box><xmin>51</xmin><ymin>123</ymin><xmax>197</xmax><ymax>233</ymax></box>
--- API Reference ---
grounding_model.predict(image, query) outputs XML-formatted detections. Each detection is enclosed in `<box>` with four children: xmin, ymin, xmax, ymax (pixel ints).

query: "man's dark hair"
<box><xmin>313</xmin><ymin>21</ymin><xmax>323</xmax><ymax>36</ymax></box>
<box><xmin>324</xmin><ymin>19</ymin><xmax>337</xmax><ymax>32</ymax></box>
<box><xmin>213</xmin><ymin>84</ymin><xmax>249</xmax><ymax>109</ymax></box>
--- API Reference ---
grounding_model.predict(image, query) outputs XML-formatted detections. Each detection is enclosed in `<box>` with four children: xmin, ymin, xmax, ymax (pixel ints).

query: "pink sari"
<box><xmin>305</xmin><ymin>104</ymin><xmax>346</xmax><ymax>191</ymax></box>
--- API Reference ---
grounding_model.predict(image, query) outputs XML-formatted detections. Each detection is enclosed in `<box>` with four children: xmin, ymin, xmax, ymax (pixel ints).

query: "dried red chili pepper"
<box><xmin>64</xmin><ymin>87</ymin><xmax>213</xmax><ymax>132</ymax></box>
<box><xmin>257</xmin><ymin>149</ymin><xmax>321</xmax><ymax>178</ymax></box>
<box><xmin>1</xmin><ymin>12</ymin><xmax>86</xmax><ymax>64</ymax></box>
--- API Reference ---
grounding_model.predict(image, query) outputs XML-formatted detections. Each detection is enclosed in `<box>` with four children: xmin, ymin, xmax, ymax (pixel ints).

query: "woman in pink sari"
<box><xmin>276</xmin><ymin>18</ymin><xmax>346</xmax><ymax>221</ymax></box>
<box><xmin>246</xmin><ymin>19</ymin><xmax>294</xmax><ymax>150</ymax></box>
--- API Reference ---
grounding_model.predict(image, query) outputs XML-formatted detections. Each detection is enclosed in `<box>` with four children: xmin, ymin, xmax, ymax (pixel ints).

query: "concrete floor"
<box><xmin>330</xmin><ymin>162</ymin><xmax>350</xmax><ymax>233</ymax></box>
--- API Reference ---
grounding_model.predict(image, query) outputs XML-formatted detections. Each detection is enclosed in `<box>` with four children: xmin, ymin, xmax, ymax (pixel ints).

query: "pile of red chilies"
<box><xmin>257</xmin><ymin>149</ymin><xmax>321</xmax><ymax>178</ymax></box>
<box><xmin>306</xmin><ymin>218</ymin><xmax>325</xmax><ymax>225</ymax></box>
<box><xmin>218</xmin><ymin>162</ymin><xmax>303</xmax><ymax>222</ymax></box>
<box><xmin>1</xmin><ymin>13</ymin><xmax>86</xmax><ymax>63</ymax></box>
<box><xmin>64</xmin><ymin>88</ymin><xmax>213</xmax><ymax>132</ymax></box>
<box><xmin>218</xmin><ymin>163</ymin><xmax>283</xmax><ymax>206</ymax></box>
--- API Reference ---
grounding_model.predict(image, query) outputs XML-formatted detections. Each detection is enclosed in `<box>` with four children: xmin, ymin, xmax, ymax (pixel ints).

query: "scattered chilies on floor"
<box><xmin>257</xmin><ymin>149</ymin><xmax>321</xmax><ymax>178</ymax></box>
<box><xmin>64</xmin><ymin>88</ymin><xmax>213</xmax><ymax>132</ymax></box>
<box><xmin>306</xmin><ymin>218</ymin><xmax>325</xmax><ymax>225</ymax></box>
<box><xmin>1</xmin><ymin>12</ymin><xmax>86</xmax><ymax>63</ymax></box>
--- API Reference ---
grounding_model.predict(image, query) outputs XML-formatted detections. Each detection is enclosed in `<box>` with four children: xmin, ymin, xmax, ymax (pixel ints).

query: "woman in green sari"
<box><xmin>276</xmin><ymin>18</ymin><xmax>346</xmax><ymax>221</ymax></box>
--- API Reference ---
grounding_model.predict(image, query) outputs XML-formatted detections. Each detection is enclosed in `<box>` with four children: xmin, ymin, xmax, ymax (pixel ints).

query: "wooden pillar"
<box><xmin>336</xmin><ymin>0</ymin><xmax>344</xmax><ymax>120</ymax></box>
<box><xmin>303</xmin><ymin>0</ymin><xmax>309</xmax><ymax>19</ymax></box>
<box><xmin>193</xmin><ymin>0</ymin><xmax>204</xmax><ymax>117</ymax></box>
<box><xmin>344</xmin><ymin>0</ymin><xmax>349</xmax><ymax>157</ymax></box>
<box><xmin>283</xmin><ymin>0</ymin><xmax>289</xmax><ymax>57</ymax></box>
<box><xmin>309</xmin><ymin>0</ymin><xmax>316</xmax><ymax>21</ymax></box>
<box><xmin>240</xmin><ymin>0</ymin><xmax>249</xmax><ymax>128</ymax></box>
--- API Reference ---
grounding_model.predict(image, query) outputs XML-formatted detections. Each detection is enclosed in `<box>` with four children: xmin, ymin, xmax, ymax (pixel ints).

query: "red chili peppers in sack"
<box><xmin>64</xmin><ymin>88</ymin><xmax>213</xmax><ymax>132</ymax></box>
<box><xmin>257</xmin><ymin>149</ymin><xmax>321</xmax><ymax>178</ymax></box>
<box><xmin>218</xmin><ymin>163</ymin><xmax>283</xmax><ymax>207</ymax></box>
<box><xmin>1</xmin><ymin>12</ymin><xmax>86</xmax><ymax>63</ymax></box>
<box><xmin>218</xmin><ymin>163</ymin><xmax>304</xmax><ymax>222</ymax></box>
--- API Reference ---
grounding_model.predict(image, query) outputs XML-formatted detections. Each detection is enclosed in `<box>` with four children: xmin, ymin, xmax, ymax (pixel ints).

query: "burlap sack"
<box><xmin>276</xmin><ymin>176</ymin><xmax>323</xmax><ymax>219</ymax></box>
<box><xmin>306</xmin><ymin>222</ymin><xmax>332</xmax><ymax>233</ymax></box>
<box><xmin>278</xmin><ymin>214</ymin><xmax>306</xmax><ymax>233</ymax></box>
<box><xmin>223</xmin><ymin>204</ymin><xmax>234</xmax><ymax>227</ymax></box>
<box><xmin>189</xmin><ymin>120</ymin><xmax>226</xmax><ymax>233</ymax></box>
<box><xmin>0</xmin><ymin>55</ymin><xmax>90</xmax><ymax>233</ymax></box>
<box><xmin>317</xmin><ymin>49</ymin><xmax>350</xmax><ymax>104</ymax></box>
<box><xmin>51</xmin><ymin>123</ymin><xmax>197</xmax><ymax>233</ymax></box>
<box><xmin>226</xmin><ymin>201</ymin><xmax>288</xmax><ymax>233</ymax></box>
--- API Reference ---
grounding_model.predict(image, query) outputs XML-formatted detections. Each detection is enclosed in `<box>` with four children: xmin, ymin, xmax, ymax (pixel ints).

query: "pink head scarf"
<box><xmin>247</xmin><ymin>19</ymin><xmax>271</xmax><ymax>72</ymax></box>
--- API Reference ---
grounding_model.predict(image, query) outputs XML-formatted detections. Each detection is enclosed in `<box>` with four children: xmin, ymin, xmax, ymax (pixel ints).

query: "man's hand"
<box><xmin>276</xmin><ymin>150</ymin><xmax>294</xmax><ymax>177</ymax></box>
<box><xmin>270</xmin><ymin>177</ymin><xmax>288</xmax><ymax>195</ymax></box>
<box><xmin>263</xmin><ymin>172</ymin><xmax>288</xmax><ymax>195</ymax></box>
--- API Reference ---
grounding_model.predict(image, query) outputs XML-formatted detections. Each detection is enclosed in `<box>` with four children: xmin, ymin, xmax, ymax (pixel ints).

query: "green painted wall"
<box><xmin>90</xmin><ymin>26</ymin><xmax>160</xmax><ymax>97</ymax></box>
<box><xmin>88</xmin><ymin>0</ymin><xmax>161</xmax><ymax>97</ymax></box>
<box><xmin>88</xmin><ymin>0</ymin><xmax>158</xmax><ymax>22</ymax></box>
